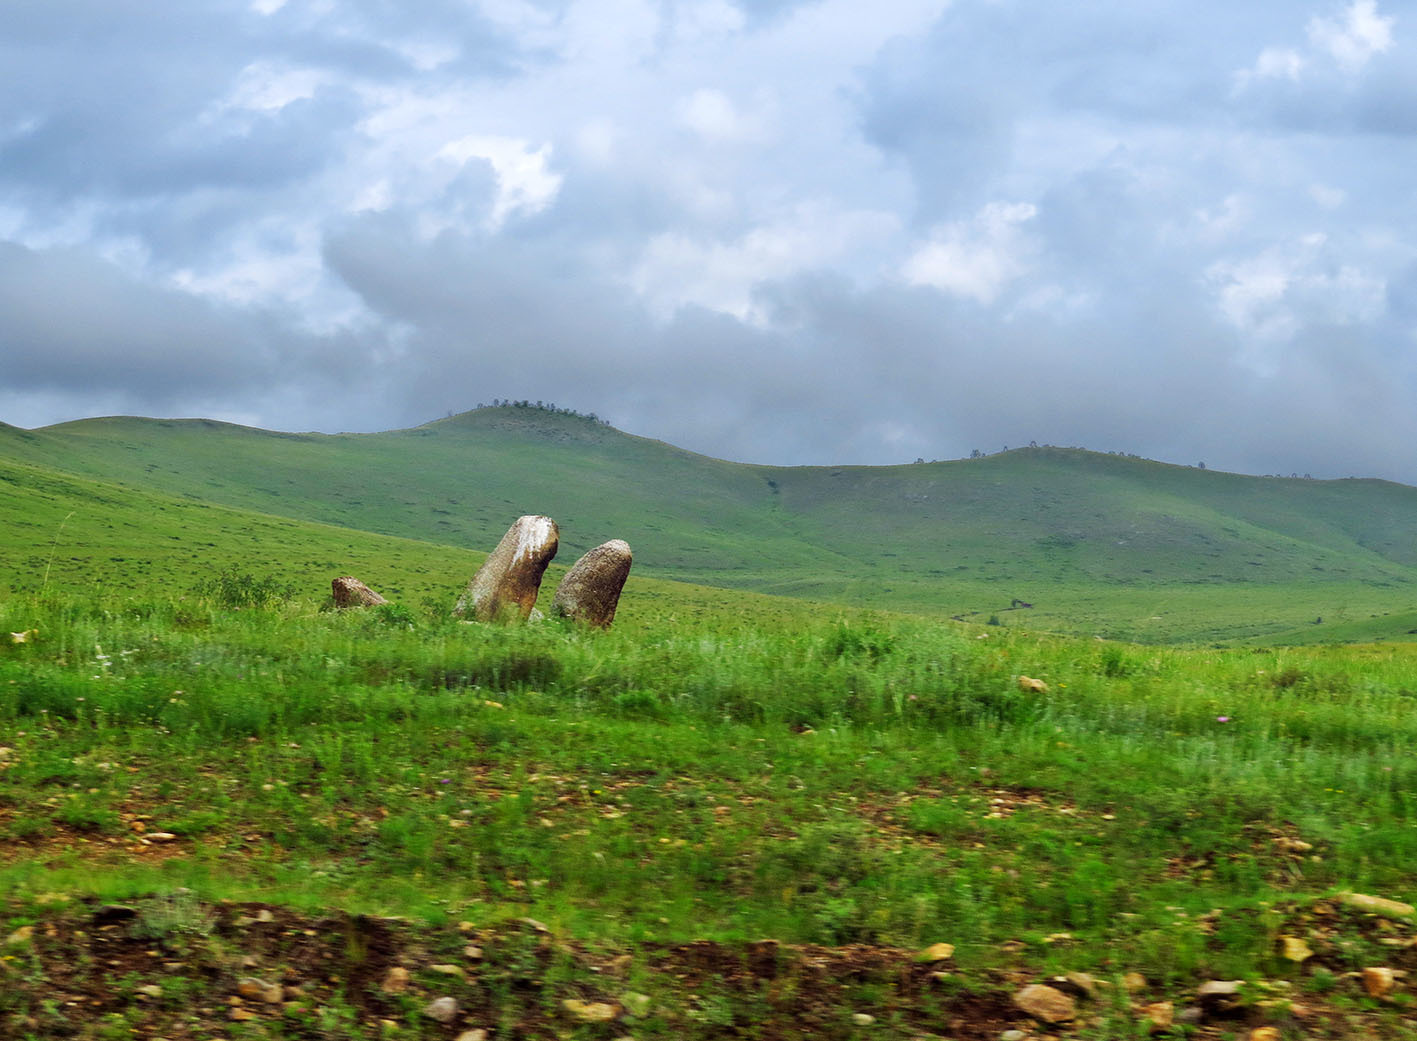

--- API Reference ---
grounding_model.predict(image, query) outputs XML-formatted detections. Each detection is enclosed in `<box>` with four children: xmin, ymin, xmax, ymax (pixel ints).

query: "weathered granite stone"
<box><xmin>551</xmin><ymin>539</ymin><xmax>632</xmax><ymax>629</ymax></box>
<box><xmin>331</xmin><ymin>576</ymin><xmax>388</xmax><ymax>608</ymax></box>
<box><xmin>455</xmin><ymin>516</ymin><xmax>559</xmax><ymax>622</ymax></box>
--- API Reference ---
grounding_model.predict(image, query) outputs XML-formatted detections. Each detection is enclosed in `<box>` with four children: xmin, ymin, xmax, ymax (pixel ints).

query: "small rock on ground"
<box><xmin>425</xmin><ymin>997</ymin><xmax>459</xmax><ymax>1023</ymax></box>
<box><xmin>1013</xmin><ymin>983</ymin><xmax>1076</xmax><ymax>1024</ymax></box>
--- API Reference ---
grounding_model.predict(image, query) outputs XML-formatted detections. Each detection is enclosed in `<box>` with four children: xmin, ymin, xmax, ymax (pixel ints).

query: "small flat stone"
<box><xmin>1051</xmin><ymin>971</ymin><xmax>1098</xmax><ymax>998</ymax></box>
<box><xmin>563</xmin><ymin>999</ymin><xmax>618</xmax><ymax>1022</ymax></box>
<box><xmin>915</xmin><ymin>942</ymin><xmax>955</xmax><ymax>962</ymax></box>
<box><xmin>236</xmin><ymin>977</ymin><xmax>274</xmax><ymax>1000</ymax></box>
<box><xmin>1340</xmin><ymin>893</ymin><xmax>1415</xmax><ymax>918</ymax></box>
<box><xmin>1013</xmin><ymin>984</ymin><xmax>1076</xmax><ymax>1024</ymax></box>
<box><xmin>456</xmin><ymin>1031</ymin><xmax>489</xmax><ymax>1041</ymax></box>
<box><xmin>1197</xmin><ymin>979</ymin><xmax>1241</xmax><ymax>999</ymax></box>
<box><xmin>381</xmin><ymin>967</ymin><xmax>411</xmax><ymax>994</ymax></box>
<box><xmin>424</xmin><ymin>996</ymin><xmax>459</xmax><ymax>1023</ymax></box>
<box><xmin>1363</xmin><ymin>966</ymin><xmax>1395</xmax><ymax>998</ymax></box>
<box><xmin>331</xmin><ymin>576</ymin><xmax>388</xmax><ymax>608</ymax></box>
<box><xmin>620</xmin><ymin>992</ymin><xmax>652</xmax><ymax>1017</ymax></box>
<box><xmin>1280</xmin><ymin>935</ymin><xmax>1314</xmax><ymax>962</ymax></box>
<box><xmin>1142</xmin><ymin>1000</ymin><xmax>1173</xmax><ymax>1032</ymax></box>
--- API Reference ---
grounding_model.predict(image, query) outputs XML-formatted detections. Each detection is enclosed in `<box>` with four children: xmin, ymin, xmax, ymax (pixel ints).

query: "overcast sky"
<box><xmin>2</xmin><ymin>0</ymin><xmax>1416</xmax><ymax>479</ymax></box>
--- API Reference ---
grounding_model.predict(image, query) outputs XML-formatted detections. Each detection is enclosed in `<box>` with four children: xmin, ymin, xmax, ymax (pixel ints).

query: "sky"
<box><xmin>2</xmin><ymin>0</ymin><xmax>1416</xmax><ymax>480</ymax></box>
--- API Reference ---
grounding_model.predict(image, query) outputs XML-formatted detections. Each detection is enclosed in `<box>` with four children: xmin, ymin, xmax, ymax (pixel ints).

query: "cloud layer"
<box><xmin>2</xmin><ymin>0</ymin><xmax>1415</xmax><ymax>479</ymax></box>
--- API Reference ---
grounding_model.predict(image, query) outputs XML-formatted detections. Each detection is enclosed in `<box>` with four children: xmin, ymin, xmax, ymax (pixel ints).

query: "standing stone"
<box><xmin>455</xmin><ymin>516</ymin><xmax>559</xmax><ymax>622</ymax></box>
<box><xmin>551</xmin><ymin>539</ymin><xmax>632</xmax><ymax>628</ymax></box>
<box><xmin>331</xmin><ymin>576</ymin><xmax>388</xmax><ymax>608</ymax></box>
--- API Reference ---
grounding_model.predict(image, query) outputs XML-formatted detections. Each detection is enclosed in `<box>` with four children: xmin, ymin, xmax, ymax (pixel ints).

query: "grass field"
<box><xmin>4</xmin><ymin>581</ymin><xmax>1417</xmax><ymax>1038</ymax></box>
<box><xmin>4</xmin><ymin>408</ymin><xmax>1417</xmax><ymax>1037</ymax></box>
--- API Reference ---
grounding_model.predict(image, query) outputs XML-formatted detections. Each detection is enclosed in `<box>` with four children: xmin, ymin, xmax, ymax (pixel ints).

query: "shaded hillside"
<box><xmin>4</xmin><ymin>405</ymin><xmax>1417</xmax><ymax>641</ymax></box>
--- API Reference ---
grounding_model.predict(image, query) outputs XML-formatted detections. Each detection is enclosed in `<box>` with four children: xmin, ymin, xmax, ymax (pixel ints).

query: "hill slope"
<box><xmin>4</xmin><ymin>405</ymin><xmax>1417</xmax><ymax>642</ymax></box>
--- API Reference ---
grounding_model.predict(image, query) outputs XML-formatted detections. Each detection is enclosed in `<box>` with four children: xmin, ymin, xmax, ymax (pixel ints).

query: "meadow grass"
<box><xmin>4</xmin><ymin>589</ymin><xmax>1416</xmax><ymax>1005</ymax></box>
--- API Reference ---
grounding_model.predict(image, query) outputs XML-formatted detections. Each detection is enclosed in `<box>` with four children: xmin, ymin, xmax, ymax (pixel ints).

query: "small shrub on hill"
<box><xmin>190</xmin><ymin>568</ymin><xmax>297</xmax><ymax>609</ymax></box>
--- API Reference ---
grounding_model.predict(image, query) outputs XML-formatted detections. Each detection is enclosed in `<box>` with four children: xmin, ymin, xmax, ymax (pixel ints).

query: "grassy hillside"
<box><xmin>0</xmin><ymin>453</ymin><xmax>854</xmax><ymax>638</ymax></box>
<box><xmin>5</xmin><ymin>405</ymin><xmax>1417</xmax><ymax>642</ymax></box>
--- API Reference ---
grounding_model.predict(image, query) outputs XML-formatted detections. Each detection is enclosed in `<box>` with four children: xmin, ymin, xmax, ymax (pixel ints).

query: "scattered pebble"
<box><xmin>1363</xmin><ymin>967</ymin><xmax>1395</xmax><ymax>999</ymax></box>
<box><xmin>915</xmin><ymin>942</ymin><xmax>955</xmax><ymax>962</ymax></box>
<box><xmin>1013</xmin><ymin>984</ymin><xmax>1076</xmax><ymax>1024</ymax></box>
<box><xmin>1141</xmin><ymin>1000</ymin><xmax>1173</xmax><ymax>1032</ymax></box>
<box><xmin>1340</xmin><ymin>893</ymin><xmax>1414</xmax><ymax>919</ymax></box>
<box><xmin>424</xmin><ymin>996</ymin><xmax>459</xmax><ymax>1023</ymax></box>
<box><xmin>381</xmin><ymin>967</ymin><xmax>411</xmax><ymax>994</ymax></box>
<box><xmin>563</xmin><ymin>999</ymin><xmax>618</xmax><ymax>1022</ymax></box>
<box><xmin>620</xmin><ymin>991</ymin><xmax>652</xmax><ymax>1017</ymax></box>
<box><xmin>1280</xmin><ymin>935</ymin><xmax>1314</xmax><ymax>962</ymax></box>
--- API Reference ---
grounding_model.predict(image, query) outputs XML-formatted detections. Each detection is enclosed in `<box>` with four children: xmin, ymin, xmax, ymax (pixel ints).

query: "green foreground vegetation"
<box><xmin>3</xmin><ymin>586</ymin><xmax>1417</xmax><ymax>1038</ymax></box>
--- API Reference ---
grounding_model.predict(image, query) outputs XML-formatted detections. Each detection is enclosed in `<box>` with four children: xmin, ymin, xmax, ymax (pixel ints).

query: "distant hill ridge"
<box><xmin>4</xmin><ymin>404</ymin><xmax>1417</xmax><ymax>643</ymax></box>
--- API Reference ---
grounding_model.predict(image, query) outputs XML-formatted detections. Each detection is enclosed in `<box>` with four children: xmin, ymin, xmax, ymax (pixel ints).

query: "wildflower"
<box><xmin>1216</xmin><ymin>716</ymin><xmax>1230</xmax><ymax>723</ymax></box>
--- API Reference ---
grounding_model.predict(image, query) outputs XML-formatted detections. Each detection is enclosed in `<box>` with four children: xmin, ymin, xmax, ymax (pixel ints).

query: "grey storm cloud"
<box><xmin>0</xmin><ymin>239</ymin><xmax>377</xmax><ymax>411</ymax></box>
<box><xmin>2</xmin><ymin>0</ymin><xmax>1416</xmax><ymax>481</ymax></box>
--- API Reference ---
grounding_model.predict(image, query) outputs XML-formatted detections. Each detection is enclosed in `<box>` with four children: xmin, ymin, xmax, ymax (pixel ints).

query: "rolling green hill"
<box><xmin>4</xmin><ymin>404</ymin><xmax>1417</xmax><ymax>643</ymax></box>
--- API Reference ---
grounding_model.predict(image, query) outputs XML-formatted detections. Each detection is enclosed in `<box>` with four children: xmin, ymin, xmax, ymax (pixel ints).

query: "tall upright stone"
<box><xmin>551</xmin><ymin>539</ymin><xmax>632</xmax><ymax>629</ymax></box>
<box><xmin>456</xmin><ymin>516</ymin><xmax>559</xmax><ymax>622</ymax></box>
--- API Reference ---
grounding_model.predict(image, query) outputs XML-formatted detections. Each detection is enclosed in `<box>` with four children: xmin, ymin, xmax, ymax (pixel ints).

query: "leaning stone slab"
<box><xmin>331</xmin><ymin>576</ymin><xmax>388</xmax><ymax>608</ymax></box>
<box><xmin>551</xmin><ymin>539</ymin><xmax>632</xmax><ymax>629</ymax></box>
<box><xmin>456</xmin><ymin>516</ymin><xmax>559</xmax><ymax>622</ymax></box>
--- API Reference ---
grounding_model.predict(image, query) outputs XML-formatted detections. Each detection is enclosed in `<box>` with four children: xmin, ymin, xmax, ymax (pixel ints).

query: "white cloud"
<box><xmin>573</xmin><ymin>118</ymin><xmax>619</xmax><ymax>165</ymax></box>
<box><xmin>901</xmin><ymin>202</ymin><xmax>1038</xmax><ymax>304</ymax></box>
<box><xmin>1193</xmin><ymin>194</ymin><xmax>1250</xmax><ymax>241</ymax></box>
<box><xmin>1309</xmin><ymin>183</ymin><xmax>1347</xmax><ymax>209</ymax></box>
<box><xmin>1308</xmin><ymin>0</ymin><xmax>1394</xmax><ymax>72</ymax></box>
<box><xmin>679</xmin><ymin>88</ymin><xmax>761</xmax><ymax>142</ymax></box>
<box><xmin>219</xmin><ymin>61</ymin><xmax>327</xmax><ymax>114</ymax></box>
<box><xmin>250</xmin><ymin>0</ymin><xmax>289</xmax><ymax>14</ymax></box>
<box><xmin>436</xmin><ymin>135</ymin><xmax>563</xmax><ymax>229</ymax></box>
<box><xmin>1207</xmin><ymin>233</ymin><xmax>1387</xmax><ymax>373</ymax></box>
<box><xmin>1235</xmin><ymin>46</ymin><xmax>1306</xmax><ymax>87</ymax></box>
<box><xmin>631</xmin><ymin>203</ymin><xmax>898</xmax><ymax>322</ymax></box>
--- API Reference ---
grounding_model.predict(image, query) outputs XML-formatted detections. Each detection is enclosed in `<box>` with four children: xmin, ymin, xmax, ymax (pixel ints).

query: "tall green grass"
<box><xmin>4</xmin><ymin>589</ymin><xmax>1416</xmax><ymax>986</ymax></box>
